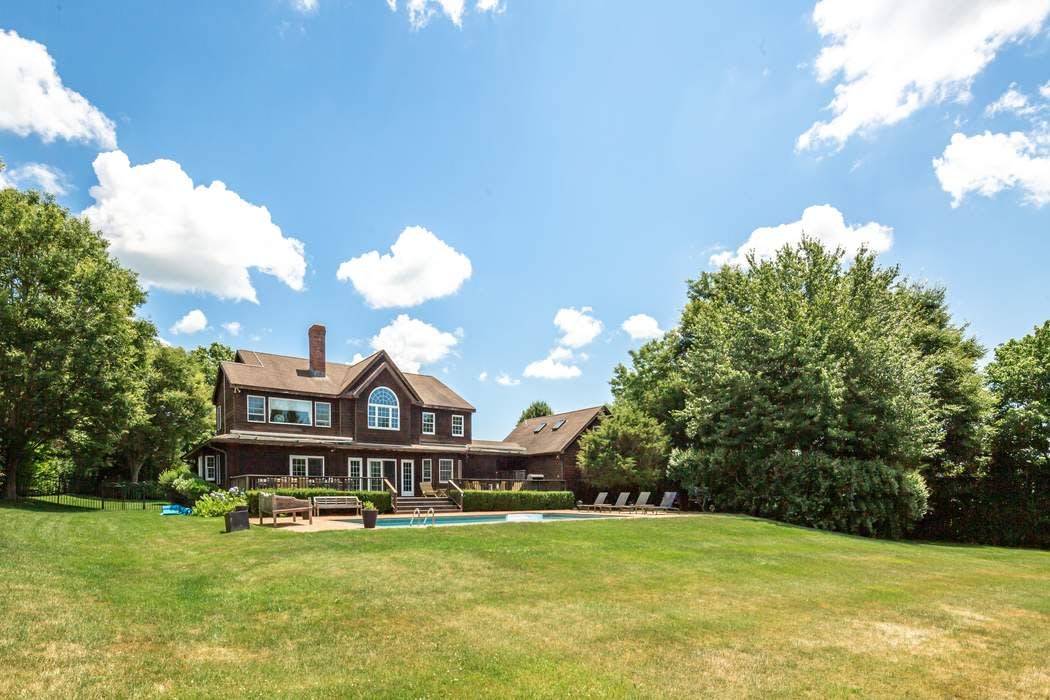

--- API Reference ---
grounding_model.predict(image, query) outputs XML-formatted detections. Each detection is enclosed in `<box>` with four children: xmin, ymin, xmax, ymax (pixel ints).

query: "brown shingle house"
<box><xmin>502</xmin><ymin>406</ymin><xmax>607</xmax><ymax>493</ymax></box>
<box><xmin>186</xmin><ymin>324</ymin><xmax>602</xmax><ymax>508</ymax></box>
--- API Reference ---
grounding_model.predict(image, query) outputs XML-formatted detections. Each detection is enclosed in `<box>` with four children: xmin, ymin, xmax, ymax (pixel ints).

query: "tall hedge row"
<box><xmin>460</xmin><ymin>490</ymin><xmax>575</xmax><ymax>511</ymax></box>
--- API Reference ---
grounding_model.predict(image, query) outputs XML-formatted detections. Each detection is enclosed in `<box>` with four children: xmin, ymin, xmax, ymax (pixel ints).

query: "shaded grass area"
<box><xmin>1</xmin><ymin>502</ymin><xmax>1048</xmax><ymax>698</ymax></box>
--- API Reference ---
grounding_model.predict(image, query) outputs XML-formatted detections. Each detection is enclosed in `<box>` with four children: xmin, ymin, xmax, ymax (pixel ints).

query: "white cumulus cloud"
<box><xmin>82</xmin><ymin>150</ymin><xmax>306</xmax><ymax>303</ymax></box>
<box><xmin>524</xmin><ymin>346</ymin><xmax>582</xmax><ymax>380</ymax></box>
<box><xmin>0</xmin><ymin>162</ymin><xmax>70</xmax><ymax>196</ymax></box>
<box><xmin>710</xmin><ymin>205</ymin><xmax>893</xmax><ymax>268</ymax></box>
<box><xmin>389</xmin><ymin>0</ymin><xmax>501</xmax><ymax>28</ymax></box>
<box><xmin>478</xmin><ymin>371</ymin><xmax>488</xmax><ymax>381</ymax></box>
<box><xmin>496</xmin><ymin>372</ymin><xmax>520</xmax><ymax>386</ymax></box>
<box><xmin>621</xmin><ymin>314</ymin><xmax>663</xmax><ymax>341</ymax></box>
<box><xmin>170</xmin><ymin>309</ymin><xmax>208</xmax><ymax>335</ymax></box>
<box><xmin>553</xmin><ymin>307</ymin><xmax>603</xmax><ymax>348</ymax></box>
<box><xmin>934</xmin><ymin>130</ymin><xmax>1050</xmax><ymax>207</ymax></box>
<box><xmin>370</xmin><ymin>314</ymin><xmax>459</xmax><ymax>373</ymax></box>
<box><xmin>797</xmin><ymin>0</ymin><xmax>1050</xmax><ymax>152</ymax></box>
<box><xmin>337</xmin><ymin>225</ymin><xmax>472</xmax><ymax>309</ymax></box>
<box><xmin>221</xmin><ymin>321</ymin><xmax>242</xmax><ymax>336</ymax></box>
<box><xmin>0</xmin><ymin>29</ymin><xmax>117</xmax><ymax>148</ymax></box>
<box><xmin>985</xmin><ymin>84</ymin><xmax>1039</xmax><ymax>118</ymax></box>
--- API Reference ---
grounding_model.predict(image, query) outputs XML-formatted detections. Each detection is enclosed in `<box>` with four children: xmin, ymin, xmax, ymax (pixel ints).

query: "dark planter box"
<box><xmin>362</xmin><ymin>510</ymin><xmax>378</xmax><ymax>529</ymax></box>
<box><xmin>225</xmin><ymin>509</ymin><xmax>250</xmax><ymax>533</ymax></box>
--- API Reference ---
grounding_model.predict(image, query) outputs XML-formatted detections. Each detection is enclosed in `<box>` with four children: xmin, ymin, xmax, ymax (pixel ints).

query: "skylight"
<box><xmin>533</xmin><ymin>422</ymin><xmax>546</xmax><ymax>433</ymax></box>
<box><xmin>552</xmin><ymin>419</ymin><xmax>566</xmax><ymax>430</ymax></box>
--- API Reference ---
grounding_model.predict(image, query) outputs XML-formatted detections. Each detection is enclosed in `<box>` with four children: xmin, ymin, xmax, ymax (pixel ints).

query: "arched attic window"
<box><xmin>367</xmin><ymin>386</ymin><xmax>400</xmax><ymax>430</ymax></box>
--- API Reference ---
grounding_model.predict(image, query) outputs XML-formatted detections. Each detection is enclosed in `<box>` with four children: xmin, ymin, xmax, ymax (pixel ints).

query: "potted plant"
<box><xmin>362</xmin><ymin>501</ymin><xmax>378</xmax><ymax>529</ymax></box>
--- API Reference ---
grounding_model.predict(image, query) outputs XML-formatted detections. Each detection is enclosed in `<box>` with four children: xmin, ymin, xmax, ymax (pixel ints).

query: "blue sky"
<box><xmin>2</xmin><ymin>1</ymin><xmax>1049</xmax><ymax>438</ymax></box>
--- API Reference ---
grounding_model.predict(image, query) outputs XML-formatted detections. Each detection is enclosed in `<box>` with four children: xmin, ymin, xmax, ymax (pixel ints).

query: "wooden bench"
<box><xmin>258</xmin><ymin>492</ymin><xmax>313</xmax><ymax>526</ymax></box>
<box><xmin>312</xmin><ymin>495</ymin><xmax>362</xmax><ymax>516</ymax></box>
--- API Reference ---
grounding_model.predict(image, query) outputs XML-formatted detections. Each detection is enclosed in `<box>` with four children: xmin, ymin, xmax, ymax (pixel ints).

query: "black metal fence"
<box><xmin>11</xmin><ymin>480</ymin><xmax>172</xmax><ymax>512</ymax></box>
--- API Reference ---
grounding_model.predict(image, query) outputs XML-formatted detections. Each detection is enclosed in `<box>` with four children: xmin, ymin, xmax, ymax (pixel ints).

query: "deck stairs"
<box><xmin>395</xmin><ymin>496</ymin><xmax>460</xmax><ymax>514</ymax></box>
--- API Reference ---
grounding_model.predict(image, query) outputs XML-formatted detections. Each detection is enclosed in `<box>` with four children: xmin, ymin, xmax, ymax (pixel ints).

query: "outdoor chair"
<box><xmin>578</xmin><ymin>492</ymin><xmax>608</xmax><ymax>511</ymax></box>
<box><xmin>420</xmin><ymin>483</ymin><xmax>447</xmax><ymax>498</ymax></box>
<box><xmin>258</xmin><ymin>492</ymin><xmax>313</xmax><ymax>526</ymax></box>
<box><xmin>649</xmin><ymin>492</ymin><xmax>680</xmax><ymax>513</ymax></box>
<box><xmin>600</xmin><ymin>492</ymin><xmax>631</xmax><ymax>511</ymax></box>
<box><xmin>626</xmin><ymin>492</ymin><xmax>651</xmax><ymax>512</ymax></box>
<box><xmin>510</xmin><ymin>481</ymin><xmax>524</xmax><ymax>492</ymax></box>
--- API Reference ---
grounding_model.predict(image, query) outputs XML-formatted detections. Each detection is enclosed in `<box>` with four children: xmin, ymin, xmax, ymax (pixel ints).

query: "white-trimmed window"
<box><xmin>422</xmin><ymin>412</ymin><xmax>435</xmax><ymax>435</ymax></box>
<box><xmin>422</xmin><ymin>459</ymin><xmax>432</xmax><ymax>483</ymax></box>
<box><xmin>270</xmin><ymin>397</ymin><xmax>312</xmax><ymax>425</ymax></box>
<box><xmin>204</xmin><ymin>455</ymin><xmax>216</xmax><ymax>482</ymax></box>
<box><xmin>348</xmin><ymin>458</ymin><xmax>363</xmax><ymax>490</ymax></box>
<box><xmin>290</xmin><ymin>455</ymin><xmax>324</xmax><ymax>477</ymax></box>
<box><xmin>367</xmin><ymin>387</ymin><xmax>400</xmax><ymax>430</ymax></box>
<box><xmin>247</xmin><ymin>395</ymin><xmax>266</xmax><ymax>422</ymax></box>
<box><xmin>315</xmin><ymin>402</ymin><xmax>332</xmax><ymax>428</ymax></box>
<box><xmin>438</xmin><ymin>458</ymin><xmax>453</xmax><ymax>482</ymax></box>
<box><xmin>451</xmin><ymin>414</ymin><xmax>465</xmax><ymax>437</ymax></box>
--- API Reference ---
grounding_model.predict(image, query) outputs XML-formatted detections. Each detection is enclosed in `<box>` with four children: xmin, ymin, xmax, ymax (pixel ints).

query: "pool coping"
<box><xmin>253</xmin><ymin>509</ymin><xmax>687</xmax><ymax>532</ymax></box>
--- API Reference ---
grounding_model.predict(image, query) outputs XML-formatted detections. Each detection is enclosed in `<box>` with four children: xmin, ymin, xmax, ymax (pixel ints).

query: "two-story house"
<box><xmin>187</xmin><ymin>324</ymin><xmax>607</xmax><ymax>507</ymax></box>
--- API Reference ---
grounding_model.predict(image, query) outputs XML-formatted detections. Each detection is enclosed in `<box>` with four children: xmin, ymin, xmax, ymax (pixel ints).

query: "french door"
<box><xmin>400</xmin><ymin>459</ymin><xmax>414</xmax><ymax>497</ymax></box>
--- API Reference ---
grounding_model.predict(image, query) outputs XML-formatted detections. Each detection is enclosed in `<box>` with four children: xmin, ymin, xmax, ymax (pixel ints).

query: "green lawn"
<box><xmin>1</xmin><ymin>504</ymin><xmax>1047</xmax><ymax>698</ymax></box>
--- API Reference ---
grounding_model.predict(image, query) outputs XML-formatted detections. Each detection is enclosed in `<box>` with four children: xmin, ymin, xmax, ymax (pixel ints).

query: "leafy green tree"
<box><xmin>517</xmin><ymin>400</ymin><xmax>552</xmax><ymax>425</ymax></box>
<box><xmin>610</xmin><ymin>330</ymin><xmax>689</xmax><ymax>448</ymax></box>
<box><xmin>903</xmin><ymin>285</ymin><xmax>991</xmax><ymax>538</ymax></box>
<box><xmin>577</xmin><ymin>403</ymin><xmax>668</xmax><ymax>490</ymax></box>
<box><xmin>981</xmin><ymin>321</ymin><xmax>1050</xmax><ymax>547</ymax></box>
<box><xmin>189</xmin><ymin>342</ymin><xmax>234</xmax><ymax>387</ymax></box>
<box><xmin>115</xmin><ymin>339</ymin><xmax>214</xmax><ymax>482</ymax></box>
<box><xmin>0</xmin><ymin>189</ymin><xmax>146</xmax><ymax>497</ymax></box>
<box><xmin>670</xmin><ymin>240</ymin><xmax>939</xmax><ymax>537</ymax></box>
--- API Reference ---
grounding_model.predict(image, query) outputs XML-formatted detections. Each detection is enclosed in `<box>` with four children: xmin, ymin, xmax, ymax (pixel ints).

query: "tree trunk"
<box><xmin>3</xmin><ymin>454</ymin><xmax>19</xmax><ymax>499</ymax></box>
<box><xmin>129</xmin><ymin>456</ymin><xmax>144</xmax><ymax>484</ymax></box>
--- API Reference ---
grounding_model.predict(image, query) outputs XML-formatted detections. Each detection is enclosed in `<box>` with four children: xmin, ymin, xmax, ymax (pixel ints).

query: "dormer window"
<box><xmin>368</xmin><ymin>387</ymin><xmax>400</xmax><ymax>430</ymax></box>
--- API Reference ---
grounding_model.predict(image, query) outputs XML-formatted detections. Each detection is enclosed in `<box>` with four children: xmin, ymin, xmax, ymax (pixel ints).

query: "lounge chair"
<box><xmin>258</xmin><ymin>492</ymin><xmax>313</xmax><ymax>526</ymax></box>
<box><xmin>626</xmin><ymin>491</ymin><xmax>651</xmax><ymax>512</ymax></box>
<box><xmin>601</xmin><ymin>492</ymin><xmax>630</xmax><ymax>512</ymax></box>
<box><xmin>649</xmin><ymin>492</ymin><xmax>679</xmax><ymax>513</ymax></box>
<box><xmin>420</xmin><ymin>483</ymin><xmax>447</xmax><ymax>498</ymax></box>
<box><xmin>578</xmin><ymin>492</ymin><xmax>608</xmax><ymax>511</ymax></box>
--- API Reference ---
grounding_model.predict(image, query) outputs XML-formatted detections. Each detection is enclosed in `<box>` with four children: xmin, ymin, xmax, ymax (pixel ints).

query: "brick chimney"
<box><xmin>308</xmin><ymin>324</ymin><xmax>326</xmax><ymax>377</ymax></box>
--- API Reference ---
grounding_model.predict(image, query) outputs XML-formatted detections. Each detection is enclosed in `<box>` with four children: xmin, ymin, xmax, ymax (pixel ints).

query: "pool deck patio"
<box><xmin>254</xmin><ymin>509</ymin><xmax>689</xmax><ymax>532</ymax></box>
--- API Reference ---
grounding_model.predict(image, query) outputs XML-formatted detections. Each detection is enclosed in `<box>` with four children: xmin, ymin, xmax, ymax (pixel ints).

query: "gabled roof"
<box><xmin>502</xmin><ymin>405</ymin><xmax>606</xmax><ymax>456</ymax></box>
<box><xmin>218</xmin><ymin>349</ymin><xmax>475</xmax><ymax>411</ymax></box>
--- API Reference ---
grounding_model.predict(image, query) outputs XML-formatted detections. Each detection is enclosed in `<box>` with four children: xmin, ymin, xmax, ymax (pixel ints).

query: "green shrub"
<box><xmin>158</xmin><ymin>466</ymin><xmax>191</xmax><ymax>487</ymax></box>
<box><xmin>461</xmin><ymin>490</ymin><xmax>575</xmax><ymax>511</ymax></box>
<box><xmin>245</xmin><ymin>488</ymin><xmax>392</xmax><ymax>515</ymax></box>
<box><xmin>171</xmin><ymin>473</ymin><xmax>212</xmax><ymax>504</ymax></box>
<box><xmin>192</xmin><ymin>488</ymin><xmax>248</xmax><ymax>517</ymax></box>
<box><xmin>671</xmin><ymin>448</ymin><xmax>930</xmax><ymax>539</ymax></box>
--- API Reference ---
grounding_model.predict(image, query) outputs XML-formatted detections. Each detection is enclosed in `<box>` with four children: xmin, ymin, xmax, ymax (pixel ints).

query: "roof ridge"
<box><xmin>233</xmin><ymin>348</ymin><xmax>379</xmax><ymax>369</ymax></box>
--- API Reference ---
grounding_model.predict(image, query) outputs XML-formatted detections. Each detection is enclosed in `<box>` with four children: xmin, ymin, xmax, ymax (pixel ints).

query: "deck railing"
<box><xmin>448</xmin><ymin>480</ymin><xmax>464</xmax><ymax>509</ymax></box>
<box><xmin>383</xmin><ymin>478</ymin><xmax>398</xmax><ymax>513</ymax></box>
<box><xmin>457</xmin><ymin>478</ymin><xmax>567</xmax><ymax>492</ymax></box>
<box><xmin>229</xmin><ymin>474</ymin><xmax>371</xmax><ymax>492</ymax></box>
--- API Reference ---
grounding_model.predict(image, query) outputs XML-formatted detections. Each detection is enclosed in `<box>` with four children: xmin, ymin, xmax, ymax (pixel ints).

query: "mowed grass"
<box><xmin>1</xmin><ymin>505</ymin><xmax>1048</xmax><ymax>699</ymax></box>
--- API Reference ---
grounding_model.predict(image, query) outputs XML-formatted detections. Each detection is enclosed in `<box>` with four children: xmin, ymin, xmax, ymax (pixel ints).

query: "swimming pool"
<box><xmin>339</xmin><ymin>512</ymin><xmax>621</xmax><ymax>528</ymax></box>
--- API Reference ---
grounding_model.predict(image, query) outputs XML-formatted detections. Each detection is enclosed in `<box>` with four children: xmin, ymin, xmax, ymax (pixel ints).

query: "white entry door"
<box><xmin>400</xmin><ymin>459</ymin><xmax>414</xmax><ymax>497</ymax></box>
